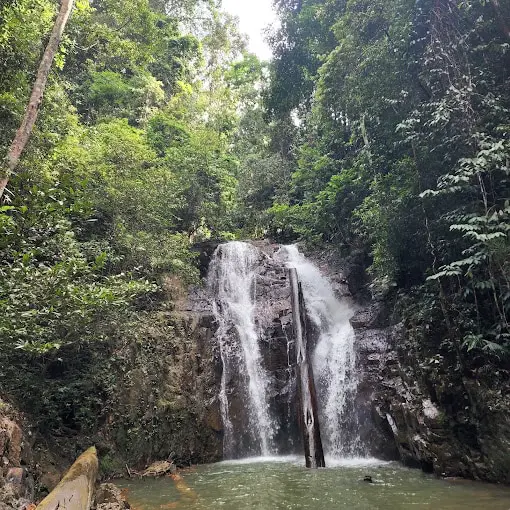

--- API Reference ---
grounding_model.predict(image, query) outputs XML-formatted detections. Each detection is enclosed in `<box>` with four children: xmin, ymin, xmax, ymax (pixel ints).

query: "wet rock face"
<box><xmin>351</xmin><ymin>298</ymin><xmax>510</xmax><ymax>483</ymax></box>
<box><xmin>112</xmin><ymin>311</ymin><xmax>223</xmax><ymax>466</ymax></box>
<box><xmin>348</xmin><ymin>305</ymin><xmax>400</xmax><ymax>461</ymax></box>
<box><xmin>376</xmin><ymin>334</ymin><xmax>510</xmax><ymax>482</ymax></box>
<box><xmin>254</xmin><ymin>246</ymin><xmax>300</xmax><ymax>453</ymax></box>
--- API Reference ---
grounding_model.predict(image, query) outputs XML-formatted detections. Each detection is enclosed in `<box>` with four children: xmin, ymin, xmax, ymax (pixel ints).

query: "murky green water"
<box><xmin>117</xmin><ymin>456</ymin><xmax>510</xmax><ymax>510</ymax></box>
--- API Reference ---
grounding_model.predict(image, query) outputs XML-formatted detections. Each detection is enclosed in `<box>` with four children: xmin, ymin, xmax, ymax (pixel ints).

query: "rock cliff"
<box><xmin>340</xmin><ymin>255</ymin><xmax>510</xmax><ymax>483</ymax></box>
<box><xmin>358</xmin><ymin>307</ymin><xmax>510</xmax><ymax>482</ymax></box>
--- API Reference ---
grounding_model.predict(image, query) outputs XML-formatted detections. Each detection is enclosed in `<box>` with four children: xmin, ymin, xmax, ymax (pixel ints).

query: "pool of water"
<box><xmin>117</xmin><ymin>456</ymin><xmax>510</xmax><ymax>510</ymax></box>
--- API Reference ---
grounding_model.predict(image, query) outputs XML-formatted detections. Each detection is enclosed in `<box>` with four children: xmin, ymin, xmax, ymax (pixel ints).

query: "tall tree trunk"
<box><xmin>0</xmin><ymin>0</ymin><xmax>75</xmax><ymax>201</ymax></box>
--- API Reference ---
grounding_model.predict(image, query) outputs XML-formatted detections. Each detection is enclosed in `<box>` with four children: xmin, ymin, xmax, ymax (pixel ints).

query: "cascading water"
<box><xmin>279</xmin><ymin>245</ymin><xmax>362</xmax><ymax>458</ymax></box>
<box><xmin>208</xmin><ymin>242</ymin><xmax>275</xmax><ymax>457</ymax></box>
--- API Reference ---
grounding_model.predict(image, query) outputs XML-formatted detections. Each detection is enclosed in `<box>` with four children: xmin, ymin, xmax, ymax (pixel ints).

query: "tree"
<box><xmin>0</xmin><ymin>0</ymin><xmax>75</xmax><ymax>200</ymax></box>
<box><xmin>264</xmin><ymin>0</ymin><xmax>510</xmax><ymax>356</ymax></box>
<box><xmin>0</xmin><ymin>0</ymin><xmax>255</xmax><ymax>450</ymax></box>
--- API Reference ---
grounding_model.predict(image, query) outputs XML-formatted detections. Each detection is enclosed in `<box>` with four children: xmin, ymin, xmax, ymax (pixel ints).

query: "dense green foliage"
<box><xmin>262</xmin><ymin>0</ymin><xmax>510</xmax><ymax>360</ymax></box>
<box><xmin>0</xmin><ymin>0</ymin><xmax>262</xmax><ymax>455</ymax></box>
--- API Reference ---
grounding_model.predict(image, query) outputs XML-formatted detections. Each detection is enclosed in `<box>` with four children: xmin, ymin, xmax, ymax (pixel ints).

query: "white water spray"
<box><xmin>208</xmin><ymin>242</ymin><xmax>275</xmax><ymax>456</ymax></box>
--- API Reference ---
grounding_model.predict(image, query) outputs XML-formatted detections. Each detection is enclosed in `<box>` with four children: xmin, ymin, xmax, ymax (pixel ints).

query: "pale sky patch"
<box><xmin>221</xmin><ymin>0</ymin><xmax>277</xmax><ymax>60</ymax></box>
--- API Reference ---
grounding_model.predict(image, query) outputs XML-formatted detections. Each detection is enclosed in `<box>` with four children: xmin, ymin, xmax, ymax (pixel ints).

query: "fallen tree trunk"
<box><xmin>36</xmin><ymin>446</ymin><xmax>98</xmax><ymax>510</ymax></box>
<box><xmin>0</xmin><ymin>0</ymin><xmax>75</xmax><ymax>201</ymax></box>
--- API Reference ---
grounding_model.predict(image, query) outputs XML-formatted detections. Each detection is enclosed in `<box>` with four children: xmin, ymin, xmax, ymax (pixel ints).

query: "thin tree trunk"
<box><xmin>0</xmin><ymin>0</ymin><xmax>75</xmax><ymax>201</ymax></box>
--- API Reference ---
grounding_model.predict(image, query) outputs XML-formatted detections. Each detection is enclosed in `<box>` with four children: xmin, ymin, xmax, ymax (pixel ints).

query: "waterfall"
<box><xmin>207</xmin><ymin>241</ymin><xmax>363</xmax><ymax>461</ymax></box>
<box><xmin>208</xmin><ymin>242</ymin><xmax>275</xmax><ymax>457</ymax></box>
<box><xmin>279</xmin><ymin>245</ymin><xmax>361</xmax><ymax>458</ymax></box>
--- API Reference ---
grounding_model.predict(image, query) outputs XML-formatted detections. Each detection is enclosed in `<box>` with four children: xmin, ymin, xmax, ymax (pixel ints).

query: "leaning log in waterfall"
<box><xmin>288</xmin><ymin>267</ymin><xmax>326</xmax><ymax>469</ymax></box>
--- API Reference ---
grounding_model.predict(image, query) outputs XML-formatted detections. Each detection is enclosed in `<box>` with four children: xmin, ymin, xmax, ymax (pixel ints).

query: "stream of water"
<box><xmin>118</xmin><ymin>457</ymin><xmax>510</xmax><ymax>510</ymax></box>
<box><xmin>208</xmin><ymin>242</ymin><xmax>275</xmax><ymax>457</ymax></box>
<box><xmin>209</xmin><ymin>241</ymin><xmax>364</xmax><ymax>459</ymax></box>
